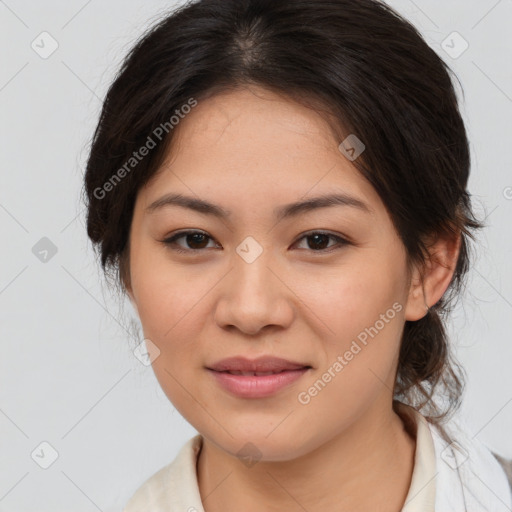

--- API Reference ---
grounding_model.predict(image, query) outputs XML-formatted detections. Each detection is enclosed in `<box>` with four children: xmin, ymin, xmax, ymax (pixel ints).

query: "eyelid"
<box><xmin>161</xmin><ymin>229</ymin><xmax>218</xmax><ymax>253</ymax></box>
<box><xmin>293</xmin><ymin>230</ymin><xmax>351</xmax><ymax>252</ymax></box>
<box><xmin>160</xmin><ymin>229</ymin><xmax>351</xmax><ymax>254</ymax></box>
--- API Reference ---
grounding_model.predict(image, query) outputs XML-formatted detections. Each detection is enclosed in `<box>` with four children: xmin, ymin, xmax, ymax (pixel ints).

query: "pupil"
<box><xmin>188</xmin><ymin>233</ymin><xmax>208</xmax><ymax>249</ymax></box>
<box><xmin>184</xmin><ymin>234</ymin><xmax>330</xmax><ymax>250</ymax></box>
<box><xmin>309</xmin><ymin>234</ymin><xmax>329</xmax><ymax>250</ymax></box>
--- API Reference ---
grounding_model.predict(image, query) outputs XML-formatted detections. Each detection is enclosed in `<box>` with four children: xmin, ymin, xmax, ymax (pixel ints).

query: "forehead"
<box><xmin>137</xmin><ymin>86</ymin><xmax>383</xmax><ymax>220</ymax></box>
<box><xmin>173</xmin><ymin>86</ymin><xmax>339</xmax><ymax>144</ymax></box>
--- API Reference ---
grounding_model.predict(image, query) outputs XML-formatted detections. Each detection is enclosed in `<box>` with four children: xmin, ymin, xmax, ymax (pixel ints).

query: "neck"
<box><xmin>197</xmin><ymin>400</ymin><xmax>416</xmax><ymax>512</ymax></box>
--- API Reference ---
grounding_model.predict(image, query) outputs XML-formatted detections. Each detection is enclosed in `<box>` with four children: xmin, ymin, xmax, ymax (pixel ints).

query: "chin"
<box><xmin>204</xmin><ymin>424</ymin><xmax>316</xmax><ymax>463</ymax></box>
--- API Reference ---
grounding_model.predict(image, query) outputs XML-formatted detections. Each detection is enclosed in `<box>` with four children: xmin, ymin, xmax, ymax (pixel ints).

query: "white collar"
<box><xmin>123</xmin><ymin>405</ymin><xmax>511</xmax><ymax>511</ymax></box>
<box><xmin>399</xmin><ymin>402</ymin><xmax>511</xmax><ymax>511</ymax></box>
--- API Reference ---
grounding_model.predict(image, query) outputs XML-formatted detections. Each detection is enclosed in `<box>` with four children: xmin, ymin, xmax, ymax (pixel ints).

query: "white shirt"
<box><xmin>123</xmin><ymin>403</ymin><xmax>437</xmax><ymax>511</ymax></box>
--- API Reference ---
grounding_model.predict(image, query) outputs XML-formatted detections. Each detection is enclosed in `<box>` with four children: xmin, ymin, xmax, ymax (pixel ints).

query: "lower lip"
<box><xmin>208</xmin><ymin>368</ymin><xmax>310</xmax><ymax>398</ymax></box>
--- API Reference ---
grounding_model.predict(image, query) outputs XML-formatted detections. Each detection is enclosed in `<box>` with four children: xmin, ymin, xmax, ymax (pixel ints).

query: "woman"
<box><xmin>82</xmin><ymin>0</ymin><xmax>512</xmax><ymax>510</ymax></box>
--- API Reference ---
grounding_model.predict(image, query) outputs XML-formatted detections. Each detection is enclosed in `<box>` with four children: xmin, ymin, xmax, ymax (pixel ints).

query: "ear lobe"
<box><xmin>404</xmin><ymin>267</ymin><xmax>427</xmax><ymax>322</ymax></box>
<box><xmin>404</xmin><ymin>231</ymin><xmax>461</xmax><ymax>321</ymax></box>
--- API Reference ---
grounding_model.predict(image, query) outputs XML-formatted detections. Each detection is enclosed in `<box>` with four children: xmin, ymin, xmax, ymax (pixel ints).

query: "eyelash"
<box><xmin>160</xmin><ymin>230</ymin><xmax>351</xmax><ymax>255</ymax></box>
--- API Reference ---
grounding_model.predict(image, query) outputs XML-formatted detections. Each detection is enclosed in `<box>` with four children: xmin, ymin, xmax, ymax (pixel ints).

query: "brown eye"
<box><xmin>305</xmin><ymin>233</ymin><xmax>331</xmax><ymax>250</ymax></box>
<box><xmin>160</xmin><ymin>230</ymin><xmax>350</xmax><ymax>255</ymax></box>
<box><xmin>294</xmin><ymin>231</ymin><xmax>350</xmax><ymax>252</ymax></box>
<box><xmin>161</xmin><ymin>230</ymin><xmax>218</xmax><ymax>253</ymax></box>
<box><xmin>182</xmin><ymin>232</ymin><xmax>210</xmax><ymax>249</ymax></box>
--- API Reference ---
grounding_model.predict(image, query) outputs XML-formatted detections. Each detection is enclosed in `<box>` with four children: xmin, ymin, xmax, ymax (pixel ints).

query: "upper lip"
<box><xmin>207</xmin><ymin>356</ymin><xmax>311</xmax><ymax>372</ymax></box>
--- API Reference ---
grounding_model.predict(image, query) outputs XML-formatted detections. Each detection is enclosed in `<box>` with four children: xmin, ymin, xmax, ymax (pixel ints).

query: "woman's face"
<box><xmin>126</xmin><ymin>85</ymin><xmax>417</xmax><ymax>460</ymax></box>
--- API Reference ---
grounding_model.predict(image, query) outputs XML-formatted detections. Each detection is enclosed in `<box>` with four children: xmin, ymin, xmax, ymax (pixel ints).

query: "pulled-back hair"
<box><xmin>82</xmin><ymin>0</ymin><xmax>484</xmax><ymax>425</ymax></box>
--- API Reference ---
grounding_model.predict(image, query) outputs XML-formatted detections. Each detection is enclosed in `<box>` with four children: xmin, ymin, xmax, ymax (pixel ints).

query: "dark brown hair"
<box><xmin>82</xmin><ymin>0</ymin><xmax>484</xmax><ymax>425</ymax></box>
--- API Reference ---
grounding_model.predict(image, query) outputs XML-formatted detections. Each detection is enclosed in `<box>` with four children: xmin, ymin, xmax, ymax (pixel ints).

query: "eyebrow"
<box><xmin>145</xmin><ymin>192</ymin><xmax>373</xmax><ymax>220</ymax></box>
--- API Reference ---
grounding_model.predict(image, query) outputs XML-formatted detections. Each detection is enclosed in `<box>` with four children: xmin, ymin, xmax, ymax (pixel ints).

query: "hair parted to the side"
<box><xmin>81</xmin><ymin>0</ymin><xmax>485</xmax><ymax>427</ymax></box>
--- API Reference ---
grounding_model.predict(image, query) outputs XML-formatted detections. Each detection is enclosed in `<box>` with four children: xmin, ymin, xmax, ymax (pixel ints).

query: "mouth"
<box><xmin>205</xmin><ymin>355</ymin><xmax>313</xmax><ymax>398</ymax></box>
<box><xmin>215</xmin><ymin>369</ymin><xmax>311</xmax><ymax>376</ymax></box>
<box><xmin>207</xmin><ymin>366</ymin><xmax>312</xmax><ymax>398</ymax></box>
<box><xmin>206</xmin><ymin>355</ymin><xmax>312</xmax><ymax>373</ymax></box>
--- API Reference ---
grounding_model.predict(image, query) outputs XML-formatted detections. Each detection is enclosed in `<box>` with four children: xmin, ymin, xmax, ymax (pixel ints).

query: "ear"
<box><xmin>404</xmin><ymin>230</ymin><xmax>461</xmax><ymax>321</ymax></box>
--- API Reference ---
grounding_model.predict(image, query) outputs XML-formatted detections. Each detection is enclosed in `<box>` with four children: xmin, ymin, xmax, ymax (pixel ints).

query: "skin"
<box><xmin>125</xmin><ymin>85</ymin><xmax>460</xmax><ymax>512</ymax></box>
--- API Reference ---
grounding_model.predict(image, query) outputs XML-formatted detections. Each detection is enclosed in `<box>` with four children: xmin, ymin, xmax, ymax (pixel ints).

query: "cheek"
<box><xmin>293</xmin><ymin>254</ymin><xmax>406</xmax><ymax>391</ymax></box>
<box><xmin>132</xmin><ymin>266</ymin><xmax>209</xmax><ymax>415</ymax></box>
<box><xmin>130</xmin><ymin>243</ymin><xmax>208</xmax><ymax>339</ymax></box>
<box><xmin>291</xmin><ymin>255</ymin><xmax>405</xmax><ymax>338</ymax></box>
<box><xmin>130</xmin><ymin>257</ymin><xmax>220</xmax><ymax>403</ymax></box>
<box><xmin>295</xmin><ymin>270</ymin><xmax>405</xmax><ymax>428</ymax></box>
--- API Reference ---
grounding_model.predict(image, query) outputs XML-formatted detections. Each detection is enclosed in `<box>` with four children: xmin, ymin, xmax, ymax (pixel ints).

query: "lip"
<box><xmin>208</xmin><ymin>368</ymin><xmax>310</xmax><ymax>398</ymax></box>
<box><xmin>207</xmin><ymin>355</ymin><xmax>311</xmax><ymax>373</ymax></box>
<box><xmin>206</xmin><ymin>356</ymin><xmax>312</xmax><ymax>398</ymax></box>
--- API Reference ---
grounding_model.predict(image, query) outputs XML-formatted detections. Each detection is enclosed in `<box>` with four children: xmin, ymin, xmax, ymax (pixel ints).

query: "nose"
<box><xmin>213</xmin><ymin>249</ymin><xmax>295</xmax><ymax>336</ymax></box>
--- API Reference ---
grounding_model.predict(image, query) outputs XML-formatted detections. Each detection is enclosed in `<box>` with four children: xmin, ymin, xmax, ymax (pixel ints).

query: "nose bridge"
<box><xmin>234</xmin><ymin>241</ymin><xmax>274</xmax><ymax>298</ymax></box>
<box><xmin>214</xmin><ymin>236</ymin><xmax>293</xmax><ymax>334</ymax></box>
<box><xmin>232</xmin><ymin>236</ymin><xmax>278</xmax><ymax>309</ymax></box>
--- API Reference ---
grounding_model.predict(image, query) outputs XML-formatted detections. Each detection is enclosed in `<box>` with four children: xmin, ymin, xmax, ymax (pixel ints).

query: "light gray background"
<box><xmin>1</xmin><ymin>1</ymin><xmax>511</xmax><ymax>511</ymax></box>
